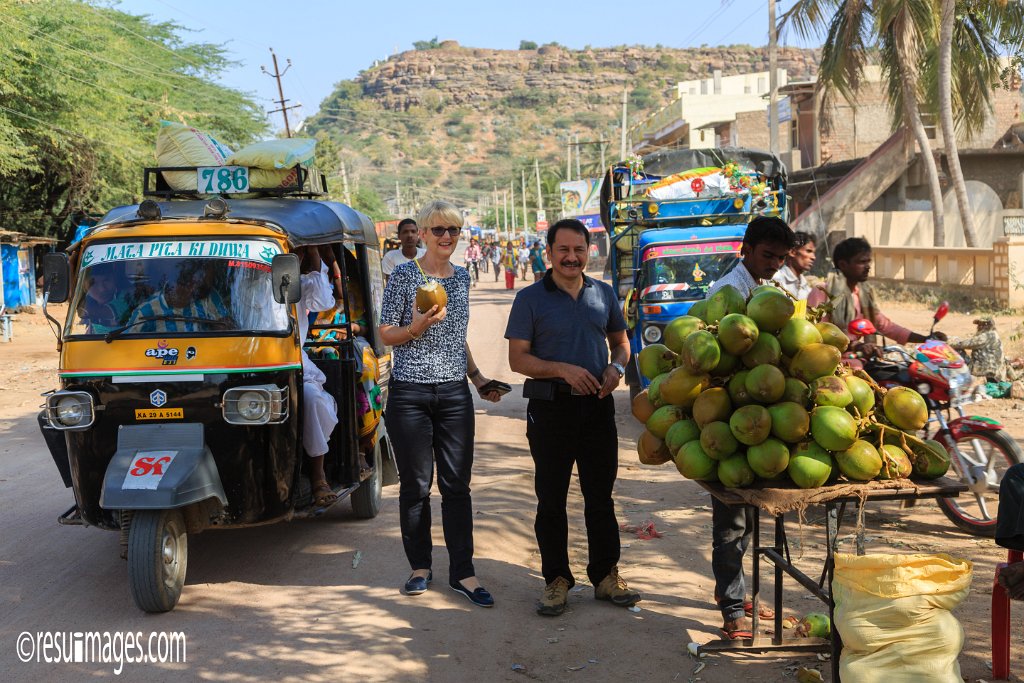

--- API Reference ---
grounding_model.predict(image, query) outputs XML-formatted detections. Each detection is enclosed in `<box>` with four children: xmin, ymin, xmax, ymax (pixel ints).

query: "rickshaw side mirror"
<box><xmin>271</xmin><ymin>253</ymin><xmax>302</xmax><ymax>304</ymax></box>
<box><xmin>42</xmin><ymin>252</ymin><xmax>70</xmax><ymax>304</ymax></box>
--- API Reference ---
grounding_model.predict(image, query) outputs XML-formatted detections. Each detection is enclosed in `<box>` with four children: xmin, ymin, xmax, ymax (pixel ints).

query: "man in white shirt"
<box><xmin>703</xmin><ymin>216</ymin><xmax>795</xmax><ymax>641</ymax></box>
<box><xmin>381</xmin><ymin>218</ymin><xmax>425</xmax><ymax>281</ymax></box>
<box><xmin>773</xmin><ymin>231</ymin><xmax>816</xmax><ymax>300</ymax></box>
<box><xmin>517</xmin><ymin>244</ymin><xmax>531</xmax><ymax>281</ymax></box>
<box><xmin>707</xmin><ymin>216</ymin><xmax>795</xmax><ymax>300</ymax></box>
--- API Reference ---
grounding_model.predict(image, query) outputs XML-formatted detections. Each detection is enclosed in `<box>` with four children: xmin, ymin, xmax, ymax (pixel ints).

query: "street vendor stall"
<box><xmin>696</xmin><ymin>477</ymin><xmax>968</xmax><ymax>682</ymax></box>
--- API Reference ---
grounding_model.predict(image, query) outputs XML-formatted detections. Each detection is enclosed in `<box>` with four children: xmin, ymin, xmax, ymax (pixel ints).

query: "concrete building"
<box><xmin>630</xmin><ymin>69</ymin><xmax>788</xmax><ymax>152</ymax></box>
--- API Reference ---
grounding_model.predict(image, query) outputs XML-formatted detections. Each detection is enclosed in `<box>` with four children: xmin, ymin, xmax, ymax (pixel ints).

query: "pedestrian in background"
<box><xmin>773</xmin><ymin>230</ymin><xmax>815</xmax><ymax>300</ymax></box>
<box><xmin>518</xmin><ymin>243</ymin><xmax>531</xmax><ymax>281</ymax></box>
<box><xmin>491</xmin><ymin>240</ymin><xmax>502</xmax><ymax>282</ymax></box>
<box><xmin>503</xmin><ymin>243</ymin><xmax>518</xmax><ymax>290</ymax></box>
<box><xmin>530</xmin><ymin>241</ymin><xmax>546</xmax><ymax>282</ymax></box>
<box><xmin>382</xmin><ymin>218</ymin><xmax>425</xmax><ymax>283</ymax></box>
<box><xmin>506</xmin><ymin>218</ymin><xmax>640</xmax><ymax>617</ymax></box>
<box><xmin>380</xmin><ymin>200</ymin><xmax>503</xmax><ymax>608</ymax></box>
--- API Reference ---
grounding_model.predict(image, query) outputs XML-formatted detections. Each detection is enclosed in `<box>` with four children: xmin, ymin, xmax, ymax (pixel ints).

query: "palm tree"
<box><xmin>782</xmin><ymin>0</ymin><xmax>944</xmax><ymax>244</ymax></box>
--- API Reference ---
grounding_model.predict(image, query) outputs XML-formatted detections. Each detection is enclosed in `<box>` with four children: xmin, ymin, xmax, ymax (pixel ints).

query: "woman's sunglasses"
<box><xmin>428</xmin><ymin>226</ymin><xmax>461</xmax><ymax>237</ymax></box>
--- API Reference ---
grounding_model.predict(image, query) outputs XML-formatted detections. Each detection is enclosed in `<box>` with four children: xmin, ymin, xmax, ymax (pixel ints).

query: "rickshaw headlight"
<box><xmin>643</xmin><ymin>325</ymin><xmax>662</xmax><ymax>343</ymax></box>
<box><xmin>237</xmin><ymin>391</ymin><xmax>269</xmax><ymax>421</ymax></box>
<box><xmin>46</xmin><ymin>391</ymin><xmax>95</xmax><ymax>430</ymax></box>
<box><xmin>222</xmin><ymin>385</ymin><xmax>288</xmax><ymax>425</ymax></box>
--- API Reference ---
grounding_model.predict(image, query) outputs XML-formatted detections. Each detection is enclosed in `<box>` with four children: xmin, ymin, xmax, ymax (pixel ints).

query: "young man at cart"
<box><xmin>705</xmin><ymin>215</ymin><xmax>795</xmax><ymax>639</ymax></box>
<box><xmin>381</xmin><ymin>218</ymin><xmax>424</xmax><ymax>283</ymax></box>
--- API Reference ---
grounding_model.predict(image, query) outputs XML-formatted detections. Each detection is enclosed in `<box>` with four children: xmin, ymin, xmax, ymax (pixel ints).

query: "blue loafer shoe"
<box><xmin>450</xmin><ymin>580</ymin><xmax>494</xmax><ymax>608</ymax></box>
<box><xmin>404</xmin><ymin>570</ymin><xmax>432</xmax><ymax>596</ymax></box>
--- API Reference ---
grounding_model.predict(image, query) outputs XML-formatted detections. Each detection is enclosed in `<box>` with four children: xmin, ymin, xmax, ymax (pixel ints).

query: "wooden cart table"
<box><xmin>695</xmin><ymin>476</ymin><xmax>967</xmax><ymax>681</ymax></box>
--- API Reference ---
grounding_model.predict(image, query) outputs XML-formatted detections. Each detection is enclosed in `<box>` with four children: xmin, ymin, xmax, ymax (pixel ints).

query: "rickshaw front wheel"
<box><xmin>127</xmin><ymin>509</ymin><xmax>188</xmax><ymax>613</ymax></box>
<box><xmin>351</xmin><ymin>441</ymin><xmax>383</xmax><ymax>519</ymax></box>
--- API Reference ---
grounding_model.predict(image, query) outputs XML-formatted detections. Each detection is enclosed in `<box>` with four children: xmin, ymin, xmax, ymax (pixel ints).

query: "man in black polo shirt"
<box><xmin>505</xmin><ymin>218</ymin><xmax>639</xmax><ymax>616</ymax></box>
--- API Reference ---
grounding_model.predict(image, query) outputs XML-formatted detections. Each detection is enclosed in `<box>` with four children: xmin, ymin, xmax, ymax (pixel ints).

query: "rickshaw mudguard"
<box><xmin>100</xmin><ymin>423</ymin><xmax>227</xmax><ymax>510</ymax></box>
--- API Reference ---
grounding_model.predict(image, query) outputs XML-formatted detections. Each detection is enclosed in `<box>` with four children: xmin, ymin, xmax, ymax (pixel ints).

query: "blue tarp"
<box><xmin>1</xmin><ymin>244</ymin><xmax>36</xmax><ymax>308</ymax></box>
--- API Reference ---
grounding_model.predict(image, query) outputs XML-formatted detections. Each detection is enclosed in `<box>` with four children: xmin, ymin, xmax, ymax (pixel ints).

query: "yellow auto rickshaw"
<box><xmin>39</xmin><ymin>166</ymin><xmax>397</xmax><ymax>612</ymax></box>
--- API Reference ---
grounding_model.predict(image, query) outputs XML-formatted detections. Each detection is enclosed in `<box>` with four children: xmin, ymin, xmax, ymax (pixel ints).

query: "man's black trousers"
<box><xmin>526</xmin><ymin>393</ymin><xmax>619</xmax><ymax>587</ymax></box>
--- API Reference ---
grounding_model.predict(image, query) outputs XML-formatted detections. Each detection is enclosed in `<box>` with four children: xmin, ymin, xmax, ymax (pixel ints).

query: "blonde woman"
<box><xmin>379</xmin><ymin>200</ymin><xmax>502</xmax><ymax>607</ymax></box>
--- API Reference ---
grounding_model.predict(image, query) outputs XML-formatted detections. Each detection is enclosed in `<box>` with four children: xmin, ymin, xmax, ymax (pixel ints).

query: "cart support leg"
<box><xmin>826</xmin><ymin>502</ymin><xmax>842</xmax><ymax>683</ymax></box>
<box><xmin>752</xmin><ymin>506</ymin><xmax>760</xmax><ymax>637</ymax></box>
<box><xmin>774</xmin><ymin>514</ymin><xmax>784</xmax><ymax>646</ymax></box>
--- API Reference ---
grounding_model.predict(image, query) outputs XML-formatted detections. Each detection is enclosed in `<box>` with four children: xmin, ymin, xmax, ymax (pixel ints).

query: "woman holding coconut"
<box><xmin>379</xmin><ymin>200</ymin><xmax>504</xmax><ymax>608</ymax></box>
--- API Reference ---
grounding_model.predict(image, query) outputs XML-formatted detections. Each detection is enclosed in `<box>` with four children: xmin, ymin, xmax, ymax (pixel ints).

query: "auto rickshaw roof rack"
<box><xmin>142</xmin><ymin>165</ymin><xmax>328</xmax><ymax>199</ymax></box>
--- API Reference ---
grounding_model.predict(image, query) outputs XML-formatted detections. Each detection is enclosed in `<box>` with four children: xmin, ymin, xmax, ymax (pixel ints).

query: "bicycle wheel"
<box><xmin>937</xmin><ymin>429</ymin><xmax>1024</xmax><ymax>536</ymax></box>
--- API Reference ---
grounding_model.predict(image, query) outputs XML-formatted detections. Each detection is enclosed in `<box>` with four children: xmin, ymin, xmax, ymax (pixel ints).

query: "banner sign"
<box><xmin>642</xmin><ymin>241</ymin><xmax>741</xmax><ymax>262</ymax></box>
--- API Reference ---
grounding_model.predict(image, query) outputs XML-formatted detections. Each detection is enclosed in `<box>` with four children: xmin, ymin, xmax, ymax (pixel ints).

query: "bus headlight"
<box><xmin>643</xmin><ymin>325</ymin><xmax>663</xmax><ymax>343</ymax></box>
<box><xmin>45</xmin><ymin>391</ymin><xmax>95</xmax><ymax>430</ymax></box>
<box><xmin>222</xmin><ymin>385</ymin><xmax>288</xmax><ymax>425</ymax></box>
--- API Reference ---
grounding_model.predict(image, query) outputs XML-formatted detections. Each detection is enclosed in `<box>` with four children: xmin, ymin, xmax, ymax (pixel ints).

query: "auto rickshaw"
<box><xmin>38</xmin><ymin>166</ymin><xmax>398</xmax><ymax>612</ymax></box>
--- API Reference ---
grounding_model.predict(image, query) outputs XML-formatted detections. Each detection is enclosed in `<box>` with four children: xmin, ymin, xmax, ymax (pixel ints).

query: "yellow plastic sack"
<box><xmin>833</xmin><ymin>553</ymin><xmax>972</xmax><ymax>683</ymax></box>
<box><xmin>155</xmin><ymin>121</ymin><xmax>233</xmax><ymax>191</ymax></box>
<box><xmin>226</xmin><ymin>138</ymin><xmax>316</xmax><ymax>170</ymax></box>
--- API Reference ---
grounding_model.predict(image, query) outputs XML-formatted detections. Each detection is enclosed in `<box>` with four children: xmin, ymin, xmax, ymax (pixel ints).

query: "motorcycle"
<box><xmin>850</xmin><ymin>302</ymin><xmax>1023</xmax><ymax>536</ymax></box>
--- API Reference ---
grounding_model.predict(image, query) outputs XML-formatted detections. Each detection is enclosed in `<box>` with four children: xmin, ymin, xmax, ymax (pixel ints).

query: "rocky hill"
<box><xmin>304</xmin><ymin>42</ymin><xmax>821</xmax><ymax>222</ymax></box>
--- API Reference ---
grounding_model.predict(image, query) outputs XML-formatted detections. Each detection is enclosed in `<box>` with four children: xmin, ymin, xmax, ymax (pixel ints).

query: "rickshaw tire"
<box><xmin>127</xmin><ymin>509</ymin><xmax>187</xmax><ymax>613</ymax></box>
<box><xmin>352</xmin><ymin>442</ymin><xmax>383</xmax><ymax>519</ymax></box>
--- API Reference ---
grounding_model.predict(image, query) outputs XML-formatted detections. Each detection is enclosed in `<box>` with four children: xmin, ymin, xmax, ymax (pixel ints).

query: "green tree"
<box><xmin>519</xmin><ymin>40</ymin><xmax>538</xmax><ymax>50</ymax></box>
<box><xmin>413</xmin><ymin>37</ymin><xmax>441</xmax><ymax>50</ymax></box>
<box><xmin>352</xmin><ymin>185</ymin><xmax>391</xmax><ymax>222</ymax></box>
<box><xmin>0</xmin><ymin>0</ymin><xmax>266</xmax><ymax>240</ymax></box>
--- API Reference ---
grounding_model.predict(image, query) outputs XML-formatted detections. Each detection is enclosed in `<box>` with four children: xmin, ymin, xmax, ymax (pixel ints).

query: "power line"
<box><xmin>0</xmin><ymin>103</ymin><xmax>148</xmax><ymax>154</ymax></box>
<box><xmin>82</xmin><ymin>2</ymin><xmax>205</xmax><ymax>71</ymax></box>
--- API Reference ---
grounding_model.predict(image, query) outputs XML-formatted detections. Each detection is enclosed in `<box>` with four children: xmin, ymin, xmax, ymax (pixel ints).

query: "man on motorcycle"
<box><xmin>807</xmin><ymin>237</ymin><xmax>940</xmax><ymax>360</ymax></box>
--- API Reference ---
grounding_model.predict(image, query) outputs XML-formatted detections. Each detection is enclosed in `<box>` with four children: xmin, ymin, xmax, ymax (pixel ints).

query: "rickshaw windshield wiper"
<box><xmin>104</xmin><ymin>315</ymin><xmax>231</xmax><ymax>343</ymax></box>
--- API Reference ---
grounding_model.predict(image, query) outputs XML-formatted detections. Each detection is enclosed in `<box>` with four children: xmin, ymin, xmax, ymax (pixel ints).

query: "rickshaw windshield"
<box><xmin>67</xmin><ymin>238</ymin><xmax>289</xmax><ymax>337</ymax></box>
<box><xmin>640</xmin><ymin>241</ymin><xmax>741</xmax><ymax>302</ymax></box>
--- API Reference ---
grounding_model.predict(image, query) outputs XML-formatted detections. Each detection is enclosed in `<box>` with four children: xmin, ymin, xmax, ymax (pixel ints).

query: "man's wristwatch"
<box><xmin>610</xmin><ymin>362</ymin><xmax>626</xmax><ymax>378</ymax></box>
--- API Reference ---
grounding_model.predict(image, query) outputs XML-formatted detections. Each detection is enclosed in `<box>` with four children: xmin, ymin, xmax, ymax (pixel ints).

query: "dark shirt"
<box><xmin>505</xmin><ymin>270</ymin><xmax>626</xmax><ymax>379</ymax></box>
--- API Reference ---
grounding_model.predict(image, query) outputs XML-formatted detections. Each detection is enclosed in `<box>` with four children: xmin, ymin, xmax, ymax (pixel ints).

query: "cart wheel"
<box><xmin>127</xmin><ymin>509</ymin><xmax>187</xmax><ymax>613</ymax></box>
<box><xmin>351</xmin><ymin>441</ymin><xmax>383</xmax><ymax>519</ymax></box>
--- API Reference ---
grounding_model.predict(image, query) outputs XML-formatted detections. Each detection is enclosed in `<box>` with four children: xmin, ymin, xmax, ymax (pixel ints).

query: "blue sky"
<box><xmin>113</xmin><ymin>0</ymin><xmax>817</xmax><ymax>131</ymax></box>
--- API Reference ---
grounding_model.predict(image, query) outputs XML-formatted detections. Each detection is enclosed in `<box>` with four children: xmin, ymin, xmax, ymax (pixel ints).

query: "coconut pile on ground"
<box><xmin>632</xmin><ymin>284</ymin><xmax>951</xmax><ymax>489</ymax></box>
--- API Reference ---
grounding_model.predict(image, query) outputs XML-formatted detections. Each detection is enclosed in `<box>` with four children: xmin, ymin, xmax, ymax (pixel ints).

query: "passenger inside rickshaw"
<box><xmin>306</xmin><ymin>244</ymin><xmax>383</xmax><ymax>470</ymax></box>
<box><xmin>125</xmin><ymin>260</ymin><xmax>235</xmax><ymax>333</ymax></box>
<box><xmin>78</xmin><ymin>263</ymin><xmax>132</xmax><ymax>334</ymax></box>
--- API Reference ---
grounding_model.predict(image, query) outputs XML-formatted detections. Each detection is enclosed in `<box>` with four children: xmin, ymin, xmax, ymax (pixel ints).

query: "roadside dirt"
<box><xmin>0</xmin><ymin>280</ymin><xmax>1021</xmax><ymax>682</ymax></box>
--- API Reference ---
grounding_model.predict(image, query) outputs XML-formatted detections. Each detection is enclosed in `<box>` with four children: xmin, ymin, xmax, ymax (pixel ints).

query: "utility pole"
<box><xmin>574</xmin><ymin>133</ymin><xmax>581</xmax><ymax>180</ymax></box>
<box><xmin>521</xmin><ymin>169</ymin><xmax>528</xmax><ymax>233</ymax></box>
<box><xmin>395</xmin><ymin>180</ymin><xmax>401</xmax><ymax>216</ymax></box>
<box><xmin>768</xmin><ymin>0</ymin><xmax>779</xmax><ymax>155</ymax></box>
<box><xmin>534</xmin><ymin>159</ymin><xmax>543</xmax><ymax>215</ymax></box>
<box><xmin>261</xmin><ymin>49</ymin><xmax>301</xmax><ymax>137</ymax></box>
<box><xmin>620</xmin><ymin>88</ymin><xmax>629</xmax><ymax>159</ymax></box>
<box><xmin>510</xmin><ymin>180</ymin><xmax>517</xmax><ymax>233</ymax></box>
<box><xmin>566</xmin><ymin>139</ymin><xmax>572</xmax><ymax>181</ymax></box>
<box><xmin>600</xmin><ymin>137</ymin><xmax>606</xmax><ymax>172</ymax></box>
<box><xmin>340</xmin><ymin>161</ymin><xmax>352</xmax><ymax>205</ymax></box>
<box><xmin>493</xmin><ymin>182</ymin><xmax>499</xmax><ymax>230</ymax></box>
<box><xmin>502</xmin><ymin>190</ymin><xmax>508</xmax><ymax>234</ymax></box>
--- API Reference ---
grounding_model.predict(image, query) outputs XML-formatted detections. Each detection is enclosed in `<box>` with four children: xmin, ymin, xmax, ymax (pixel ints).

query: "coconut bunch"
<box><xmin>632</xmin><ymin>284</ymin><xmax>950</xmax><ymax>489</ymax></box>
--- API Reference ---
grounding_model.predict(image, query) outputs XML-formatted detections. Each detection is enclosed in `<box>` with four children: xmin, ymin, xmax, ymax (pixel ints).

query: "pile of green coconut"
<box><xmin>632</xmin><ymin>284</ymin><xmax>951</xmax><ymax>488</ymax></box>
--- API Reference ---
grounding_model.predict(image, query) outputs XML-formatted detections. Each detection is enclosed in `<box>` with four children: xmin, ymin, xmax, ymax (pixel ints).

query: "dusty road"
<box><xmin>1</xmin><ymin>272</ymin><xmax>1022</xmax><ymax>682</ymax></box>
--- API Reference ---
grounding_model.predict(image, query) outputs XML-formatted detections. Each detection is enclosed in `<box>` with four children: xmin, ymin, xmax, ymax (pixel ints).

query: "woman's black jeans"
<box><xmin>387</xmin><ymin>379</ymin><xmax>476</xmax><ymax>582</ymax></box>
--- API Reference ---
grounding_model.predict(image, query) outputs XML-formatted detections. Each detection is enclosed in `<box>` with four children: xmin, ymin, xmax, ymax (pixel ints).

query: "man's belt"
<box><xmin>523</xmin><ymin>378</ymin><xmax>580</xmax><ymax>400</ymax></box>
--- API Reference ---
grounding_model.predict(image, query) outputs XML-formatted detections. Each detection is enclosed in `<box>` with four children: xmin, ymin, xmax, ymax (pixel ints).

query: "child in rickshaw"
<box><xmin>79</xmin><ymin>265</ymin><xmax>132</xmax><ymax>334</ymax></box>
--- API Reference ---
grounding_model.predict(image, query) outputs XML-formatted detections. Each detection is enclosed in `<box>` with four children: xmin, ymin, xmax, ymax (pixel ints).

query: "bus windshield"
<box><xmin>640</xmin><ymin>241</ymin><xmax>741</xmax><ymax>302</ymax></box>
<box><xmin>67</xmin><ymin>238</ymin><xmax>290</xmax><ymax>337</ymax></box>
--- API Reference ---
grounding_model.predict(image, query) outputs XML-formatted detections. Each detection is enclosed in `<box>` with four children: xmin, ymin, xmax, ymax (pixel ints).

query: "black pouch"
<box><xmin>522</xmin><ymin>378</ymin><xmax>556</xmax><ymax>400</ymax></box>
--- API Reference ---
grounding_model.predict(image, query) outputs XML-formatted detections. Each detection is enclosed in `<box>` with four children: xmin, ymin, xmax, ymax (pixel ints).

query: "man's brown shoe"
<box><xmin>537</xmin><ymin>577</ymin><xmax>570</xmax><ymax>616</ymax></box>
<box><xmin>594</xmin><ymin>566</ymin><xmax>641</xmax><ymax>607</ymax></box>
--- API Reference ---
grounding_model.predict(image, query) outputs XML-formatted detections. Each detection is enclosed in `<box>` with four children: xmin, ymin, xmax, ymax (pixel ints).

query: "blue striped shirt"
<box><xmin>127</xmin><ymin>290</ymin><xmax>231</xmax><ymax>333</ymax></box>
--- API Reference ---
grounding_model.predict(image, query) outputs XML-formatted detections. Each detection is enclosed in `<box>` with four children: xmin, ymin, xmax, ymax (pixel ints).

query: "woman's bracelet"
<box><xmin>407</xmin><ymin>325</ymin><xmax>421</xmax><ymax>340</ymax></box>
<box><xmin>468</xmin><ymin>368</ymin><xmax>481</xmax><ymax>380</ymax></box>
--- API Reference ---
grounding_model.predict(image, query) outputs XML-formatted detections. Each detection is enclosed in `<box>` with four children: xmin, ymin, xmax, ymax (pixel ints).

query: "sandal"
<box><xmin>713</xmin><ymin>594</ymin><xmax>776</xmax><ymax>620</ymax></box>
<box><xmin>720</xmin><ymin>626</ymin><xmax>753</xmax><ymax>640</ymax></box>
<box><xmin>312</xmin><ymin>481</ymin><xmax>338</xmax><ymax>507</ymax></box>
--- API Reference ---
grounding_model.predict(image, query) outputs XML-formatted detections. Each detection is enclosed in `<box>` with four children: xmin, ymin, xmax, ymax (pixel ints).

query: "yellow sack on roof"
<box><xmin>155</xmin><ymin>121</ymin><xmax>234</xmax><ymax>191</ymax></box>
<box><xmin>833</xmin><ymin>553</ymin><xmax>972</xmax><ymax>683</ymax></box>
<box><xmin>226</xmin><ymin>138</ymin><xmax>316</xmax><ymax>170</ymax></box>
